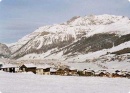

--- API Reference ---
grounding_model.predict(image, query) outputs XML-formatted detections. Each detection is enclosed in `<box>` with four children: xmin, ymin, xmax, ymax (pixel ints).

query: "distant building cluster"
<box><xmin>0</xmin><ymin>62</ymin><xmax>130</xmax><ymax>79</ymax></box>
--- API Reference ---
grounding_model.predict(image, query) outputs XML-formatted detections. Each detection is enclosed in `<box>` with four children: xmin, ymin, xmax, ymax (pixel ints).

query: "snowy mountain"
<box><xmin>0</xmin><ymin>43</ymin><xmax>11</xmax><ymax>58</ymax></box>
<box><xmin>9</xmin><ymin>14</ymin><xmax>130</xmax><ymax>62</ymax></box>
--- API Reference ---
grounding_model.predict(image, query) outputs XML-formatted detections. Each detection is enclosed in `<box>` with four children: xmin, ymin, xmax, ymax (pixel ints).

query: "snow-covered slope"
<box><xmin>9</xmin><ymin>14</ymin><xmax>130</xmax><ymax>62</ymax></box>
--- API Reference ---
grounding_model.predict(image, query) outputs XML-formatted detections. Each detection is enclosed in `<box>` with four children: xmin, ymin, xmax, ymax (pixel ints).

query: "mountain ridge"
<box><xmin>9</xmin><ymin>14</ymin><xmax>130</xmax><ymax>62</ymax></box>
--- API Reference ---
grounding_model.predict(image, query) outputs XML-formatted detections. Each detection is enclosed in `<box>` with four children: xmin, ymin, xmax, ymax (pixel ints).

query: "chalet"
<box><xmin>50</xmin><ymin>68</ymin><xmax>57</xmax><ymax>75</ymax></box>
<box><xmin>69</xmin><ymin>67</ymin><xmax>78</xmax><ymax>76</ymax></box>
<box><xmin>106</xmin><ymin>69</ymin><xmax>116</xmax><ymax>78</ymax></box>
<box><xmin>56</xmin><ymin>69</ymin><xmax>65</xmax><ymax>75</ymax></box>
<box><xmin>43</xmin><ymin>64</ymin><xmax>51</xmax><ymax>75</ymax></box>
<box><xmin>36</xmin><ymin>67</ymin><xmax>44</xmax><ymax>75</ymax></box>
<box><xmin>95</xmin><ymin>70</ymin><xmax>109</xmax><ymax>77</ymax></box>
<box><xmin>83</xmin><ymin>69</ymin><xmax>95</xmax><ymax>76</ymax></box>
<box><xmin>118</xmin><ymin>71</ymin><xmax>129</xmax><ymax>77</ymax></box>
<box><xmin>56</xmin><ymin>67</ymin><xmax>77</xmax><ymax>76</ymax></box>
<box><xmin>19</xmin><ymin>64</ymin><xmax>36</xmax><ymax>74</ymax></box>
<box><xmin>36</xmin><ymin>64</ymin><xmax>51</xmax><ymax>75</ymax></box>
<box><xmin>64</xmin><ymin>68</ymin><xmax>70</xmax><ymax>76</ymax></box>
<box><xmin>99</xmin><ymin>72</ymin><xmax>107</xmax><ymax>77</ymax></box>
<box><xmin>109</xmin><ymin>70</ymin><xmax>123</xmax><ymax>78</ymax></box>
<box><xmin>0</xmin><ymin>64</ymin><xmax>18</xmax><ymax>73</ymax></box>
<box><xmin>83</xmin><ymin>69</ymin><xmax>87</xmax><ymax>75</ymax></box>
<box><xmin>111</xmin><ymin>73</ymin><xmax>121</xmax><ymax>78</ymax></box>
<box><xmin>95</xmin><ymin>71</ymin><xmax>102</xmax><ymax>77</ymax></box>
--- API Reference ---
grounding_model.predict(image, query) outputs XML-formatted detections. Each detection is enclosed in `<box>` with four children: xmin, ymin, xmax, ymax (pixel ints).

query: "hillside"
<box><xmin>0</xmin><ymin>43</ymin><xmax>11</xmax><ymax>58</ymax></box>
<box><xmin>9</xmin><ymin>14</ymin><xmax>130</xmax><ymax>63</ymax></box>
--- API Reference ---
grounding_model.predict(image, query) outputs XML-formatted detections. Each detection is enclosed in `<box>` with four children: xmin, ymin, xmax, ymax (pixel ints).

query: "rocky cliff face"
<box><xmin>0</xmin><ymin>43</ymin><xmax>11</xmax><ymax>58</ymax></box>
<box><xmin>9</xmin><ymin>14</ymin><xmax>130</xmax><ymax>61</ymax></box>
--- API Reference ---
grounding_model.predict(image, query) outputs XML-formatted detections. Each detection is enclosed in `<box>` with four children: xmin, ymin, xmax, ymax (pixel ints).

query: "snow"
<box><xmin>50</xmin><ymin>68</ymin><xmax>57</xmax><ymax>72</ymax></box>
<box><xmin>0</xmin><ymin>72</ymin><xmax>130</xmax><ymax>93</ymax></box>
<box><xmin>109</xmin><ymin>41</ymin><xmax>130</xmax><ymax>52</ymax></box>
<box><xmin>8</xmin><ymin>14</ymin><xmax>130</xmax><ymax>64</ymax></box>
<box><xmin>37</xmin><ymin>64</ymin><xmax>51</xmax><ymax>69</ymax></box>
<box><xmin>1</xmin><ymin>64</ymin><xmax>17</xmax><ymax>68</ymax></box>
<box><xmin>17</xmin><ymin>48</ymin><xmax>63</xmax><ymax>60</ymax></box>
<box><xmin>65</xmin><ymin>50</ymin><xmax>107</xmax><ymax>62</ymax></box>
<box><xmin>99</xmin><ymin>60</ymin><xmax>130</xmax><ymax>71</ymax></box>
<box><xmin>86</xmin><ymin>23</ymin><xmax>130</xmax><ymax>37</ymax></box>
<box><xmin>36</xmin><ymin>37</ymin><xmax>44</xmax><ymax>49</ymax></box>
<box><xmin>17</xmin><ymin>39</ymin><xmax>130</xmax><ymax>63</ymax></box>
<box><xmin>66</xmin><ymin>63</ymin><xmax>104</xmax><ymax>71</ymax></box>
<box><xmin>23</xmin><ymin>64</ymin><xmax>36</xmax><ymax>68</ymax></box>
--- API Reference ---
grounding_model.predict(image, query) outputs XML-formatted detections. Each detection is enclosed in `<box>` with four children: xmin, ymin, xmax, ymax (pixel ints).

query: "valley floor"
<box><xmin>0</xmin><ymin>71</ymin><xmax>130</xmax><ymax>93</ymax></box>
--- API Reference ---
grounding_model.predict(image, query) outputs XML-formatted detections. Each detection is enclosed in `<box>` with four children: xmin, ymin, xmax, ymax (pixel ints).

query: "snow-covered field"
<box><xmin>0</xmin><ymin>71</ymin><xmax>130</xmax><ymax>93</ymax></box>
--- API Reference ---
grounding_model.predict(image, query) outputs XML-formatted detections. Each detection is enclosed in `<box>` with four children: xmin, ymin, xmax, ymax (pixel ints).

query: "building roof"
<box><xmin>37</xmin><ymin>64</ymin><xmax>51</xmax><ymax>69</ymax></box>
<box><xmin>50</xmin><ymin>68</ymin><xmax>57</xmax><ymax>72</ymax></box>
<box><xmin>106</xmin><ymin>69</ymin><xmax>116</xmax><ymax>74</ymax></box>
<box><xmin>69</xmin><ymin>67</ymin><xmax>77</xmax><ymax>70</ymax></box>
<box><xmin>1</xmin><ymin>64</ymin><xmax>17</xmax><ymax>68</ymax></box>
<box><xmin>23</xmin><ymin>64</ymin><xmax>36</xmax><ymax>68</ymax></box>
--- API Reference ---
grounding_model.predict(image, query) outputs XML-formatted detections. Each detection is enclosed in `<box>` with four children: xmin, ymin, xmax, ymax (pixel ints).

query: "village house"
<box><xmin>36</xmin><ymin>66</ymin><xmax>44</xmax><ymax>75</ymax></box>
<box><xmin>109</xmin><ymin>70</ymin><xmax>124</xmax><ymax>78</ymax></box>
<box><xmin>111</xmin><ymin>73</ymin><xmax>121</xmax><ymax>78</ymax></box>
<box><xmin>69</xmin><ymin>67</ymin><xmax>78</xmax><ymax>76</ymax></box>
<box><xmin>50</xmin><ymin>68</ymin><xmax>57</xmax><ymax>75</ymax></box>
<box><xmin>83</xmin><ymin>69</ymin><xmax>95</xmax><ymax>76</ymax></box>
<box><xmin>43</xmin><ymin>64</ymin><xmax>51</xmax><ymax>75</ymax></box>
<box><xmin>19</xmin><ymin>64</ymin><xmax>36</xmax><ymax>74</ymax></box>
<box><xmin>56</xmin><ymin>67</ymin><xmax>78</xmax><ymax>76</ymax></box>
<box><xmin>106</xmin><ymin>70</ymin><xmax>116</xmax><ymax>78</ymax></box>
<box><xmin>95</xmin><ymin>71</ymin><xmax>102</xmax><ymax>77</ymax></box>
<box><xmin>117</xmin><ymin>71</ymin><xmax>130</xmax><ymax>77</ymax></box>
<box><xmin>56</xmin><ymin>69</ymin><xmax>65</xmax><ymax>75</ymax></box>
<box><xmin>95</xmin><ymin>70</ymin><xmax>110</xmax><ymax>77</ymax></box>
<box><xmin>64</xmin><ymin>68</ymin><xmax>70</xmax><ymax>76</ymax></box>
<box><xmin>0</xmin><ymin>64</ymin><xmax>18</xmax><ymax>73</ymax></box>
<box><xmin>36</xmin><ymin>64</ymin><xmax>51</xmax><ymax>75</ymax></box>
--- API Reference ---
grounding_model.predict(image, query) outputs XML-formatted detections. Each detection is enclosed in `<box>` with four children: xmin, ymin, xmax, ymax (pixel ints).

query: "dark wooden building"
<box><xmin>19</xmin><ymin>64</ymin><xmax>36</xmax><ymax>74</ymax></box>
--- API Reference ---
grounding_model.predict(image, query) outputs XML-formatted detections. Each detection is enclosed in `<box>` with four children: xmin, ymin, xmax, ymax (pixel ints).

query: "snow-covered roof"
<box><xmin>1</xmin><ymin>64</ymin><xmax>17</xmax><ymax>68</ymax></box>
<box><xmin>23</xmin><ymin>64</ymin><xmax>36</xmax><ymax>68</ymax></box>
<box><xmin>106</xmin><ymin>69</ymin><xmax>116</xmax><ymax>73</ymax></box>
<box><xmin>37</xmin><ymin>64</ymin><xmax>51</xmax><ymax>69</ymax></box>
<box><xmin>86</xmin><ymin>70</ymin><xmax>94</xmax><ymax>72</ymax></box>
<box><xmin>69</xmin><ymin>67</ymin><xmax>77</xmax><ymax>70</ymax></box>
<box><xmin>50</xmin><ymin>68</ymin><xmax>57</xmax><ymax>72</ymax></box>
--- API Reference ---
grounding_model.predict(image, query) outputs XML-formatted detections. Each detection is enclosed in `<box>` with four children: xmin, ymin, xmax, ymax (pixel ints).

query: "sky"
<box><xmin>0</xmin><ymin>0</ymin><xmax>130</xmax><ymax>43</ymax></box>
